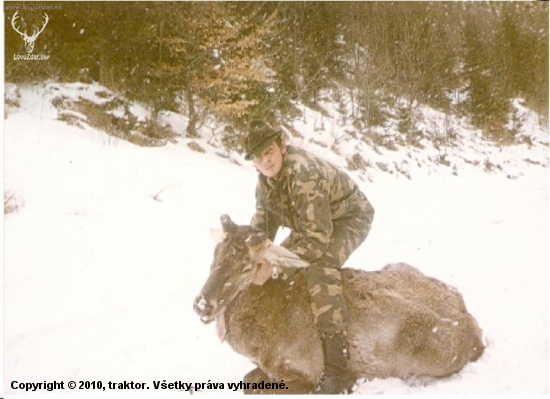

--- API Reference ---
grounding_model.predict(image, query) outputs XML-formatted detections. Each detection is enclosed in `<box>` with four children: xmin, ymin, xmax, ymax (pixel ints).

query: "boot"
<box><xmin>315</xmin><ymin>331</ymin><xmax>356</xmax><ymax>394</ymax></box>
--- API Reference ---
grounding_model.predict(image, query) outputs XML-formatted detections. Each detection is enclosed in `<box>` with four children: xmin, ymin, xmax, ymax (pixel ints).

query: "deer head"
<box><xmin>12</xmin><ymin>11</ymin><xmax>49</xmax><ymax>54</ymax></box>
<box><xmin>193</xmin><ymin>215</ymin><xmax>309</xmax><ymax>323</ymax></box>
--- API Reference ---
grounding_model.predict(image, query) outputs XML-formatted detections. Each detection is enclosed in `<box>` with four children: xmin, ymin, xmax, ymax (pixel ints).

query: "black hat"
<box><xmin>244</xmin><ymin>120</ymin><xmax>282</xmax><ymax>161</ymax></box>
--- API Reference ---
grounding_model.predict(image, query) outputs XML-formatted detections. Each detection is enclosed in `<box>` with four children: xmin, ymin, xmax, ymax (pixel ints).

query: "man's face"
<box><xmin>253</xmin><ymin>141</ymin><xmax>286</xmax><ymax>178</ymax></box>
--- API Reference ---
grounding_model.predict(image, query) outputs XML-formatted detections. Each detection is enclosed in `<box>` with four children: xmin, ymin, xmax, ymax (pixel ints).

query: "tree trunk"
<box><xmin>185</xmin><ymin>88</ymin><xmax>199</xmax><ymax>138</ymax></box>
<box><xmin>99</xmin><ymin>51</ymin><xmax>115</xmax><ymax>90</ymax></box>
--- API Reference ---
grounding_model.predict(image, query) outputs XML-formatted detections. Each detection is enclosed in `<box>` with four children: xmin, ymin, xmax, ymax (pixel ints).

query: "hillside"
<box><xmin>5</xmin><ymin>81</ymin><xmax>548</xmax><ymax>185</ymax></box>
<box><xmin>2</xmin><ymin>82</ymin><xmax>549</xmax><ymax>395</ymax></box>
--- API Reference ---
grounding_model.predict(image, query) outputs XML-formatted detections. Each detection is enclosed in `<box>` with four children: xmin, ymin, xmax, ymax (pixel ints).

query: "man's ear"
<box><xmin>280</xmin><ymin>140</ymin><xmax>287</xmax><ymax>155</ymax></box>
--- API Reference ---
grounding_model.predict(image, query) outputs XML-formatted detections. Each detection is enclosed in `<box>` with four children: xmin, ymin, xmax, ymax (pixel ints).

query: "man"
<box><xmin>245</xmin><ymin>120</ymin><xmax>375</xmax><ymax>394</ymax></box>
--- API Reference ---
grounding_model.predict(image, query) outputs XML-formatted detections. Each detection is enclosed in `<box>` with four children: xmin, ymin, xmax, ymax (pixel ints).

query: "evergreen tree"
<box><xmin>4</xmin><ymin>1</ymin><xmax>547</xmax><ymax>140</ymax></box>
<box><xmin>463</xmin><ymin>14</ymin><xmax>509</xmax><ymax>127</ymax></box>
<box><xmin>157</xmin><ymin>2</ymin><xmax>277</xmax><ymax>136</ymax></box>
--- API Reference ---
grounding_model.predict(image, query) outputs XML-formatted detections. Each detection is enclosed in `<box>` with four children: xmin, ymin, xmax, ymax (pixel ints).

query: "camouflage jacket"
<box><xmin>251</xmin><ymin>145</ymin><xmax>374</xmax><ymax>263</ymax></box>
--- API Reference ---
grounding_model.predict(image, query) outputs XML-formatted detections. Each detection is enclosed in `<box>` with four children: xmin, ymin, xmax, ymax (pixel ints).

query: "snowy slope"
<box><xmin>2</xmin><ymin>83</ymin><xmax>549</xmax><ymax>395</ymax></box>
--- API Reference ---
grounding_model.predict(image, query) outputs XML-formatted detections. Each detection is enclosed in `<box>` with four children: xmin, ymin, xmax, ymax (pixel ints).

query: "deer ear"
<box><xmin>220</xmin><ymin>214</ymin><xmax>238</xmax><ymax>232</ymax></box>
<box><xmin>245</xmin><ymin>233</ymin><xmax>270</xmax><ymax>264</ymax></box>
<box><xmin>245</xmin><ymin>232</ymin><xmax>267</xmax><ymax>248</ymax></box>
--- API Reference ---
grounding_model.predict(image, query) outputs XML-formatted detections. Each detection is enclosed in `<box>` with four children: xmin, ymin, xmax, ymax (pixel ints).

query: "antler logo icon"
<box><xmin>11</xmin><ymin>11</ymin><xmax>49</xmax><ymax>54</ymax></box>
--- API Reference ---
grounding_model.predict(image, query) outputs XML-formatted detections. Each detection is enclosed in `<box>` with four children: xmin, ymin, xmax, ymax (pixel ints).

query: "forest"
<box><xmin>4</xmin><ymin>1</ymin><xmax>548</xmax><ymax>148</ymax></box>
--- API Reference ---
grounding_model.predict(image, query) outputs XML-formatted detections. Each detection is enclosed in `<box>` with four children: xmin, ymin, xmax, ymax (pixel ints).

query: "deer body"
<box><xmin>194</xmin><ymin>216</ymin><xmax>485</xmax><ymax>393</ymax></box>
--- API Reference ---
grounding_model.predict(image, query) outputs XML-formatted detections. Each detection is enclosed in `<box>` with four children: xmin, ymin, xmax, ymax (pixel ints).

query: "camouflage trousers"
<box><xmin>283</xmin><ymin>212</ymin><xmax>373</xmax><ymax>334</ymax></box>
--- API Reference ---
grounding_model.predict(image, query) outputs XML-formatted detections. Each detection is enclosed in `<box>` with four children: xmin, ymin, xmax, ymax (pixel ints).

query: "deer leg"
<box><xmin>242</xmin><ymin>367</ymin><xmax>314</xmax><ymax>394</ymax></box>
<box><xmin>243</xmin><ymin>367</ymin><xmax>268</xmax><ymax>386</ymax></box>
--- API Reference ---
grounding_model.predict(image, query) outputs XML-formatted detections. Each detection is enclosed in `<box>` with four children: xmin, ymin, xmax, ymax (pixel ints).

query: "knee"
<box><xmin>305</xmin><ymin>264</ymin><xmax>342</xmax><ymax>287</ymax></box>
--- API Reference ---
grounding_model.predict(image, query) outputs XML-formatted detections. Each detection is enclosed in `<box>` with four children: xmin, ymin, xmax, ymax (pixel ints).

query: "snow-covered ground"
<box><xmin>2</xmin><ymin>84</ymin><xmax>549</xmax><ymax>395</ymax></box>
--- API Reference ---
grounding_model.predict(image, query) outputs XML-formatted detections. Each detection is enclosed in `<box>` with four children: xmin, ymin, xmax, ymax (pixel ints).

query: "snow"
<box><xmin>157</xmin><ymin>111</ymin><xmax>189</xmax><ymax>137</ymax></box>
<box><xmin>2</xmin><ymin>83</ymin><xmax>549</xmax><ymax>396</ymax></box>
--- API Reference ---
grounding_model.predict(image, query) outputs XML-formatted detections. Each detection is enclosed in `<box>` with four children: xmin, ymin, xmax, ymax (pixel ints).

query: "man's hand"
<box><xmin>253</xmin><ymin>259</ymin><xmax>281</xmax><ymax>285</ymax></box>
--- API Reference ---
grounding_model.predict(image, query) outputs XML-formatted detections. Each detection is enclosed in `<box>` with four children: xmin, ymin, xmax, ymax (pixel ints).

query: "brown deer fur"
<box><xmin>193</xmin><ymin>215</ymin><xmax>485</xmax><ymax>394</ymax></box>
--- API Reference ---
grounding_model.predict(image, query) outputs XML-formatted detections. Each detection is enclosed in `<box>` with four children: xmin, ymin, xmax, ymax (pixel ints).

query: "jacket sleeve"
<box><xmin>285</xmin><ymin>174</ymin><xmax>332</xmax><ymax>263</ymax></box>
<box><xmin>250</xmin><ymin>183</ymin><xmax>279</xmax><ymax>241</ymax></box>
